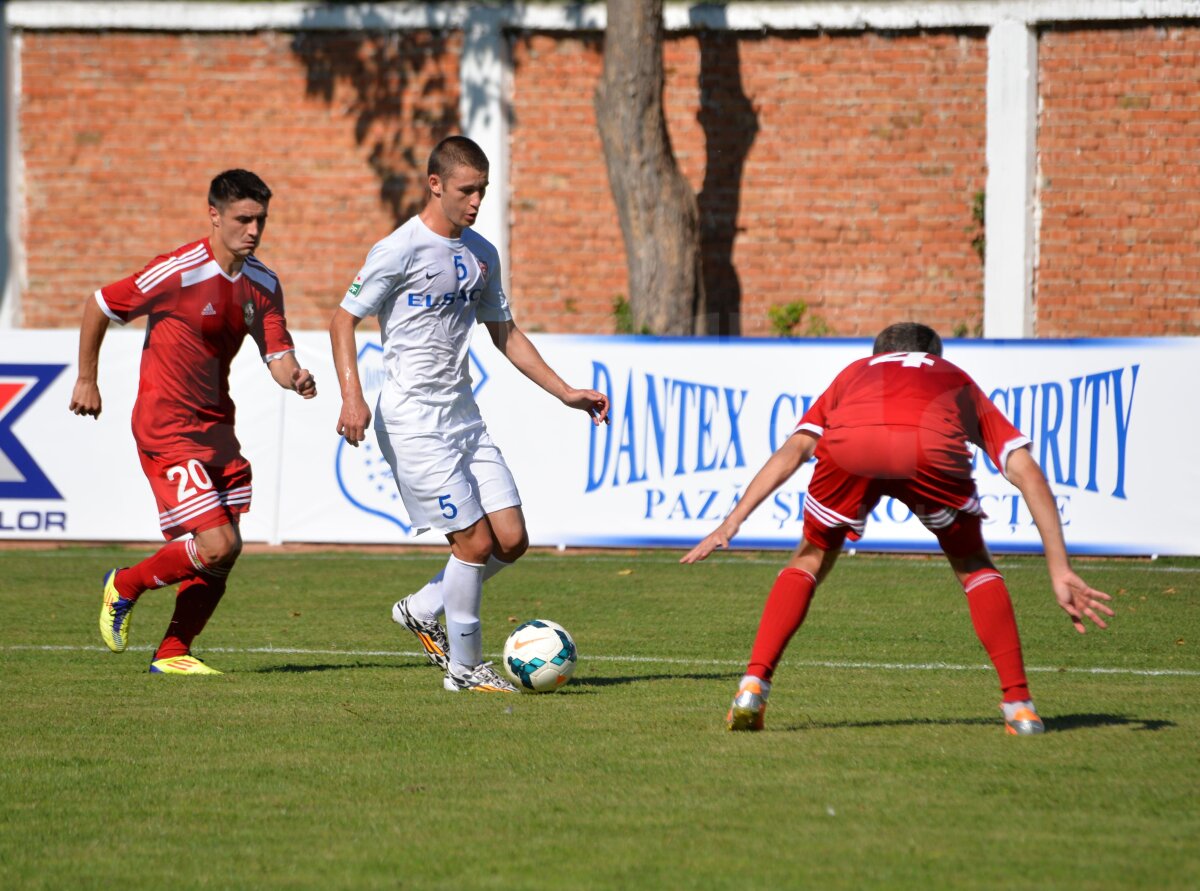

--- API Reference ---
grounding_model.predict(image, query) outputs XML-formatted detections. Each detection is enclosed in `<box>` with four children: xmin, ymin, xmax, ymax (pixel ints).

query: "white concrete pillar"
<box><xmin>459</xmin><ymin>7</ymin><xmax>510</xmax><ymax>297</ymax></box>
<box><xmin>983</xmin><ymin>18</ymin><xmax>1039</xmax><ymax>337</ymax></box>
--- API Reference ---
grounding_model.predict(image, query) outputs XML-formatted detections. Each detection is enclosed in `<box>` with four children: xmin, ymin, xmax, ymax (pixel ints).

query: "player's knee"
<box><xmin>494</xmin><ymin>530</ymin><xmax>529</xmax><ymax>564</ymax></box>
<box><xmin>195</xmin><ymin>529</ymin><xmax>242</xmax><ymax>569</ymax></box>
<box><xmin>450</xmin><ymin>521</ymin><xmax>495</xmax><ymax>565</ymax></box>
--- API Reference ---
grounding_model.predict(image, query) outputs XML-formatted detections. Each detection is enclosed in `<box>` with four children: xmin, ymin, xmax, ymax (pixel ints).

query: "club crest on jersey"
<box><xmin>348</xmin><ymin>276</ymin><xmax>363</xmax><ymax>297</ymax></box>
<box><xmin>243</xmin><ymin>301</ymin><xmax>256</xmax><ymax>327</ymax></box>
<box><xmin>478</xmin><ymin>259</ymin><xmax>488</xmax><ymax>281</ymax></box>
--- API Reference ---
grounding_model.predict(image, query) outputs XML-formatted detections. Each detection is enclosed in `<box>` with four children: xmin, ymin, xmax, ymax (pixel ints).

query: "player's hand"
<box><xmin>336</xmin><ymin>397</ymin><xmax>372</xmax><ymax>447</ymax></box>
<box><xmin>562</xmin><ymin>388</ymin><xmax>610</xmax><ymax>426</ymax></box>
<box><xmin>680</xmin><ymin>519</ymin><xmax>740</xmax><ymax>564</ymax></box>
<box><xmin>69</xmin><ymin>379</ymin><xmax>102</xmax><ymax>419</ymax></box>
<box><xmin>1052</xmin><ymin>570</ymin><xmax>1114</xmax><ymax>634</ymax></box>
<box><xmin>291</xmin><ymin>367</ymin><xmax>317</xmax><ymax>399</ymax></box>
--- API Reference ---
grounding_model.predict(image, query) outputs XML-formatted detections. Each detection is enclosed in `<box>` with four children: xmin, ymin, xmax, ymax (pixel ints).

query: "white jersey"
<box><xmin>341</xmin><ymin>215</ymin><xmax>511</xmax><ymax>434</ymax></box>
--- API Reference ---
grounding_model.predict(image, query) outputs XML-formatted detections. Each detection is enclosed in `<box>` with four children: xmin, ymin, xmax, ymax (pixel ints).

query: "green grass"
<box><xmin>1</xmin><ymin>547</ymin><xmax>1197</xmax><ymax>890</ymax></box>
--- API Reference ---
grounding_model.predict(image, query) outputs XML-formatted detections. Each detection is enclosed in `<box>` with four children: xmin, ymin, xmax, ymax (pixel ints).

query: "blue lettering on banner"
<box><xmin>587</xmin><ymin>362</ymin><xmax>748</xmax><ymax>492</ymax></box>
<box><xmin>0</xmin><ymin>510</ymin><xmax>67</xmax><ymax>532</ymax></box>
<box><xmin>641</xmin><ymin>483</ymin><xmax>1070</xmax><ymax>536</ymax></box>
<box><xmin>768</xmin><ymin>393</ymin><xmax>816</xmax><ymax>451</ymax></box>
<box><xmin>982</xmin><ymin>364</ymin><xmax>1138</xmax><ymax>499</ymax></box>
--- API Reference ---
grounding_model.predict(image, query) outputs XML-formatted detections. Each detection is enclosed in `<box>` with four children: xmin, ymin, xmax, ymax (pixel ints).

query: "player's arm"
<box><xmin>483</xmin><ymin>318</ymin><xmax>609</xmax><ymax>426</ymax></box>
<box><xmin>329</xmin><ymin>306</ymin><xmax>372</xmax><ymax>446</ymax></box>
<box><xmin>681</xmin><ymin>431</ymin><xmax>818</xmax><ymax>564</ymax></box>
<box><xmin>1004</xmin><ymin>446</ymin><xmax>1114</xmax><ymax>633</ymax></box>
<box><xmin>266</xmin><ymin>350</ymin><xmax>317</xmax><ymax>399</ymax></box>
<box><xmin>69</xmin><ymin>295</ymin><xmax>111</xmax><ymax>419</ymax></box>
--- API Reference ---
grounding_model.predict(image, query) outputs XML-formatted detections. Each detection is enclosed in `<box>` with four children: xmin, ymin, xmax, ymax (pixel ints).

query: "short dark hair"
<box><xmin>208</xmin><ymin>169</ymin><xmax>272</xmax><ymax>210</ymax></box>
<box><xmin>872</xmin><ymin>322</ymin><xmax>943</xmax><ymax>356</ymax></box>
<box><xmin>428</xmin><ymin>136</ymin><xmax>489</xmax><ymax>180</ymax></box>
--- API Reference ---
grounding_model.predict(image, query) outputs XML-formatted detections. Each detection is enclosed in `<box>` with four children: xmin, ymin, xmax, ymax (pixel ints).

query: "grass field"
<box><xmin>1</xmin><ymin>546</ymin><xmax>1197</xmax><ymax>890</ymax></box>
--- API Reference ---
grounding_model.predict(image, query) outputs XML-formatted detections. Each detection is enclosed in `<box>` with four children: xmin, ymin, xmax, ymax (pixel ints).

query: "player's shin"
<box><xmin>963</xmin><ymin>569</ymin><xmax>1031</xmax><ymax>702</ymax></box>
<box><xmin>746</xmin><ymin>568</ymin><xmax>817</xmax><ymax>681</ymax></box>
<box><xmin>442</xmin><ymin>555</ymin><xmax>485</xmax><ymax>670</ymax></box>
<box><xmin>405</xmin><ymin>554</ymin><xmax>510</xmax><ymax>624</ymax></box>
<box><xmin>154</xmin><ymin>573</ymin><xmax>229</xmax><ymax>660</ymax></box>
<box><xmin>113</xmin><ymin>539</ymin><xmax>209</xmax><ymax>600</ymax></box>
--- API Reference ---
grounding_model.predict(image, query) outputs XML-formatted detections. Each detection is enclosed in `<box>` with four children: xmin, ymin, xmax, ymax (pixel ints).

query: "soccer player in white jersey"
<box><xmin>330</xmin><ymin>136</ymin><xmax>610</xmax><ymax>693</ymax></box>
<box><xmin>71</xmin><ymin>169</ymin><xmax>317</xmax><ymax>675</ymax></box>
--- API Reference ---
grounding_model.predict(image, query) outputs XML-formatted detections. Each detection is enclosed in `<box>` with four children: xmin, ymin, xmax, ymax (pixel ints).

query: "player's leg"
<box><xmin>378</xmin><ymin>427</ymin><xmax>513</xmax><ymax>690</ymax></box>
<box><xmin>150</xmin><ymin>521</ymin><xmax>240</xmax><ymax>675</ymax></box>
<box><xmin>746</xmin><ymin>539</ymin><xmax>840</xmax><ymax>678</ymax></box>
<box><xmin>481</xmin><ymin>504</ymin><xmax>528</xmax><ymax>577</ymax></box>
<box><xmin>934</xmin><ymin>512</ymin><xmax>1042</xmax><ymax>735</ymax></box>
<box><xmin>99</xmin><ymin>452</ymin><xmax>241</xmax><ymax>654</ymax></box>
<box><xmin>402</xmin><ymin>505</ymin><xmax>524</xmax><ymax>625</ymax></box>
<box><xmin>392</xmin><ymin>431</ymin><xmax>521</xmax><ymax>670</ymax></box>
<box><xmin>727</xmin><ymin>464</ymin><xmax>870</xmax><ymax>730</ymax></box>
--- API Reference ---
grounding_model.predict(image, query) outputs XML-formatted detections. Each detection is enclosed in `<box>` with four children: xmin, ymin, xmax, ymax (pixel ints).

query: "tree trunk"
<box><xmin>594</xmin><ymin>0</ymin><xmax>702</xmax><ymax>335</ymax></box>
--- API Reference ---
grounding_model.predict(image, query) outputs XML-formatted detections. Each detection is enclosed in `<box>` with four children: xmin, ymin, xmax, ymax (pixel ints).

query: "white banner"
<box><xmin>1</xmin><ymin>331</ymin><xmax>1196</xmax><ymax>555</ymax></box>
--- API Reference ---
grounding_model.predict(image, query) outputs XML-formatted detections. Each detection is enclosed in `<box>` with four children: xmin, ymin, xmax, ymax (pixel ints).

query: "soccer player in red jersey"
<box><xmin>682</xmin><ymin>322</ymin><xmax>1113</xmax><ymax>734</ymax></box>
<box><xmin>70</xmin><ymin>170</ymin><xmax>317</xmax><ymax>675</ymax></box>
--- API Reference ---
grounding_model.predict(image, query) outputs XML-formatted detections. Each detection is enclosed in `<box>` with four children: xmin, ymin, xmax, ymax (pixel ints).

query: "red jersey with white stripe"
<box><xmin>797</xmin><ymin>352</ymin><xmax>1030</xmax><ymax>488</ymax></box>
<box><xmin>96</xmin><ymin>238</ymin><xmax>294</xmax><ymax>462</ymax></box>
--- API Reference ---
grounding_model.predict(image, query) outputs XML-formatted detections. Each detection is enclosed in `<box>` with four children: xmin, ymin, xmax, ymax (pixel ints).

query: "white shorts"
<box><xmin>374</xmin><ymin>422</ymin><xmax>521</xmax><ymax>535</ymax></box>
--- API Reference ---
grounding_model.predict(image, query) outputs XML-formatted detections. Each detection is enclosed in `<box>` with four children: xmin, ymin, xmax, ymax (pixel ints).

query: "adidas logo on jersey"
<box><xmin>202</xmin><ymin>303</ymin><xmax>217</xmax><ymax>316</ymax></box>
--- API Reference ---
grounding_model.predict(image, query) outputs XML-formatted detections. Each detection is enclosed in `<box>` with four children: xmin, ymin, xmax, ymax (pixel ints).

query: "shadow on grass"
<box><xmin>774</xmin><ymin>713</ymin><xmax>1175</xmax><ymax>733</ymax></box>
<box><xmin>573</xmin><ymin>670</ymin><xmax>741</xmax><ymax>688</ymax></box>
<box><xmin>250</xmin><ymin>661</ymin><xmax>421</xmax><ymax>674</ymax></box>
<box><xmin>1045</xmin><ymin>713</ymin><xmax>1175</xmax><ymax>733</ymax></box>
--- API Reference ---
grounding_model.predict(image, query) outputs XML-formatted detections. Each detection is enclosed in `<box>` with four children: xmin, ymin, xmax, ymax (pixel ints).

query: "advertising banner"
<box><xmin>1</xmin><ymin>330</ymin><xmax>1196</xmax><ymax>555</ymax></box>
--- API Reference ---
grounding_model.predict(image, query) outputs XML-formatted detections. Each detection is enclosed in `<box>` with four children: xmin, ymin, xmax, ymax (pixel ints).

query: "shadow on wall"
<box><xmin>695</xmin><ymin>24</ymin><xmax>759</xmax><ymax>336</ymax></box>
<box><xmin>290</xmin><ymin>25</ymin><xmax>458</xmax><ymax>225</ymax></box>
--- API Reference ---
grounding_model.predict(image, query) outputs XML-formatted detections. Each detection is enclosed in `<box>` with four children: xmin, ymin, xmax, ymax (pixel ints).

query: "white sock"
<box><xmin>405</xmin><ymin>568</ymin><xmax>445</xmax><ymax>622</ymax></box>
<box><xmin>739</xmin><ymin>674</ymin><xmax>771</xmax><ymax>699</ymax></box>
<box><xmin>1001</xmin><ymin>699</ymin><xmax>1037</xmax><ymax>720</ymax></box>
<box><xmin>443</xmin><ymin>555</ymin><xmax>485</xmax><ymax>671</ymax></box>
<box><xmin>405</xmin><ymin>555</ymin><xmax>512</xmax><ymax>623</ymax></box>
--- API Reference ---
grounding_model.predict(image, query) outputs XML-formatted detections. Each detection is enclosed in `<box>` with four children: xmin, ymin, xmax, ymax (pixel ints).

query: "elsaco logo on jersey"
<box><xmin>347</xmin><ymin>275</ymin><xmax>364</xmax><ymax>297</ymax></box>
<box><xmin>0</xmin><ymin>364</ymin><xmax>66</xmax><ymax>499</ymax></box>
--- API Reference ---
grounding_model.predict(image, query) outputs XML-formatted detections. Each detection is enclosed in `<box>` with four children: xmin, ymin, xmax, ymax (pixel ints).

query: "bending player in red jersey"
<box><xmin>682</xmin><ymin>322</ymin><xmax>1113</xmax><ymax>734</ymax></box>
<box><xmin>70</xmin><ymin>169</ymin><xmax>317</xmax><ymax>675</ymax></box>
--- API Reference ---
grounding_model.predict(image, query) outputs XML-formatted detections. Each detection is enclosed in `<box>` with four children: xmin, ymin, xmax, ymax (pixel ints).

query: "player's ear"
<box><xmin>429</xmin><ymin>174</ymin><xmax>442</xmax><ymax>198</ymax></box>
<box><xmin>208</xmin><ymin>205</ymin><xmax>221</xmax><ymax>227</ymax></box>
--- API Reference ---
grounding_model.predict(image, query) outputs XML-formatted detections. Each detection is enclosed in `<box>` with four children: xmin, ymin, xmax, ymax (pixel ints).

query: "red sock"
<box><xmin>154</xmin><ymin>574</ymin><xmax>228</xmax><ymax>660</ymax></box>
<box><xmin>963</xmin><ymin>569</ymin><xmax>1030</xmax><ymax>702</ymax></box>
<box><xmin>114</xmin><ymin>540</ymin><xmax>205</xmax><ymax>600</ymax></box>
<box><xmin>746</xmin><ymin>568</ymin><xmax>817</xmax><ymax>681</ymax></box>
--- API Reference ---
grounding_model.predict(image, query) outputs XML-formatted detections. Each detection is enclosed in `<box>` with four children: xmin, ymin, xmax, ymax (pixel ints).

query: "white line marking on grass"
<box><xmin>4</xmin><ymin>644</ymin><xmax>1197</xmax><ymax>677</ymax></box>
<box><xmin>21</xmin><ymin>550</ymin><xmax>1200</xmax><ymax>572</ymax></box>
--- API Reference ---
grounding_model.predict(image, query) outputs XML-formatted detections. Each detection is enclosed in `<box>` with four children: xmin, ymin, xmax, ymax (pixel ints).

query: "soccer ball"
<box><xmin>502</xmin><ymin>619</ymin><xmax>577</xmax><ymax>692</ymax></box>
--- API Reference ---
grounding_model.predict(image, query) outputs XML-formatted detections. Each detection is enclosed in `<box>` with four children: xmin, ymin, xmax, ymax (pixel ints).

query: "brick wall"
<box><xmin>1038</xmin><ymin>24</ymin><xmax>1200</xmax><ymax>335</ymax></box>
<box><xmin>17</xmin><ymin>30</ymin><xmax>459</xmax><ymax>329</ymax></box>
<box><xmin>510</xmin><ymin>30</ymin><xmax>989</xmax><ymax>337</ymax></box>
<box><xmin>13</xmin><ymin>23</ymin><xmax>1199</xmax><ymax>336</ymax></box>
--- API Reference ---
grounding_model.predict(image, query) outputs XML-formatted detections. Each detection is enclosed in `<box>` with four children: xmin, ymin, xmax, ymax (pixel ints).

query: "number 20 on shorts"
<box><xmin>165</xmin><ymin>459</ymin><xmax>214</xmax><ymax>503</ymax></box>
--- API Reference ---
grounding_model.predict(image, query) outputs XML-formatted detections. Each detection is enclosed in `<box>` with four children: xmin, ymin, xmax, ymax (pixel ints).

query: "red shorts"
<box><xmin>138</xmin><ymin>451</ymin><xmax>252</xmax><ymax>540</ymax></box>
<box><xmin>802</xmin><ymin>436</ymin><xmax>985</xmax><ymax>557</ymax></box>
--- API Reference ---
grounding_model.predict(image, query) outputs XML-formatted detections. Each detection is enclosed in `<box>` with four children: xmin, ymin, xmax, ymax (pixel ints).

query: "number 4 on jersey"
<box><xmin>869</xmin><ymin>352</ymin><xmax>936</xmax><ymax>368</ymax></box>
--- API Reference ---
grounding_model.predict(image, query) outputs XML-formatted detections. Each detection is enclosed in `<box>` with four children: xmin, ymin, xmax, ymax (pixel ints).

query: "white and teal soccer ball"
<box><xmin>502</xmin><ymin>619</ymin><xmax>577</xmax><ymax>692</ymax></box>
